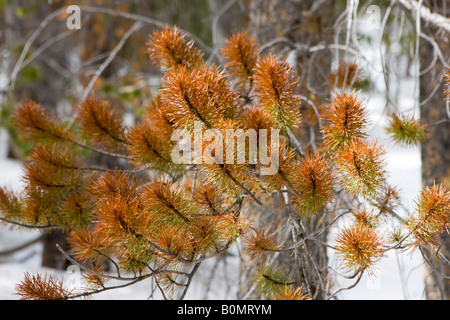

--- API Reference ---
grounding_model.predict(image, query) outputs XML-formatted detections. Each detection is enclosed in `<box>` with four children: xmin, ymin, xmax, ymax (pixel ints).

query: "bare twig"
<box><xmin>327</xmin><ymin>268</ymin><xmax>365</xmax><ymax>299</ymax></box>
<box><xmin>81</xmin><ymin>21</ymin><xmax>143</xmax><ymax>101</ymax></box>
<box><xmin>9</xmin><ymin>7</ymin><xmax>67</xmax><ymax>89</ymax></box>
<box><xmin>397</xmin><ymin>0</ymin><xmax>450</xmax><ymax>33</ymax></box>
<box><xmin>0</xmin><ymin>217</ymin><xmax>58</xmax><ymax>230</ymax></box>
<box><xmin>179</xmin><ymin>262</ymin><xmax>202</xmax><ymax>300</ymax></box>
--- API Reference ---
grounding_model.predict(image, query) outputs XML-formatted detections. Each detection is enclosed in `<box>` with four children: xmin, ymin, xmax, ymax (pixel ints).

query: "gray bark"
<box><xmin>419</xmin><ymin>0</ymin><xmax>450</xmax><ymax>300</ymax></box>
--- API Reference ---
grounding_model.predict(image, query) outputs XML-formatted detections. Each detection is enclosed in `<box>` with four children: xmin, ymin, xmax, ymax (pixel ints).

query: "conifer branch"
<box><xmin>70</xmin><ymin>138</ymin><xmax>136</xmax><ymax>161</ymax></box>
<box><xmin>56</xmin><ymin>244</ymin><xmax>189</xmax><ymax>282</ymax></box>
<box><xmin>0</xmin><ymin>216</ymin><xmax>58</xmax><ymax>230</ymax></box>
<box><xmin>220</xmin><ymin>164</ymin><xmax>262</xmax><ymax>206</ymax></box>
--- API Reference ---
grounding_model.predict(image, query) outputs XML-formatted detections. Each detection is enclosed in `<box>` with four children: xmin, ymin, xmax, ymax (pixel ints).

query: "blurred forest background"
<box><xmin>0</xmin><ymin>0</ymin><xmax>448</xmax><ymax>299</ymax></box>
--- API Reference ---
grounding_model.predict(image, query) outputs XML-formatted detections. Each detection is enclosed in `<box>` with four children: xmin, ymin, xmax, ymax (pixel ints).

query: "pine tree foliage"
<box><xmin>15</xmin><ymin>272</ymin><xmax>72</xmax><ymax>300</ymax></box>
<box><xmin>253</xmin><ymin>54</ymin><xmax>302</xmax><ymax>130</ymax></box>
<box><xmin>146</xmin><ymin>26</ymin><xmax>203</xmax><ymax>71</ymax></box>
<box><xmin>272</xmin><ymin>285</ymin><xmax>310</xmax><ymax>300</ymax></box>
<box><xmin>244</xmin><ymin>229</ymin><xmax>282</xmax><ymax>262</ymax></box>
<box><xmin>405</xmin><ymin>184</ymin><xmax>450</xmax><ymax>251</ymax></box>
<box><xmin>335</xmin><ymin>222</ymin><xmax>385</xmax><ymax>275</ymax></box>
<box><xmin>335</xmin><ymin>139</ymin><xmax>387</xmax><ymax>199</ymax></box>
<box><xmin>1</xmin><ymin>26</ymin><xmax>448</xmax><ymax>300</ymax></box>
<box><xmin>385</xmin><ymin>113</ymin><xmax>428</xmax><ymax>147</ymax></box>
<box><xmin>329</xmin><ymin>60</ymin><xmax>363</xmax><ymax>90</ymax></box>
<box><xmin>253</xmin><ymin>264</ymin><xmax>289</xmax><ymax>297</ymax></box>
<box><xmin>221</xmin><ymin>31</ymin><xmax>258</xmax><ymax>86</ymax></box>
<box><xmin>321</xmin><ymin>91</ymin><xmax>369</xmax><ymax>151</ymax></box>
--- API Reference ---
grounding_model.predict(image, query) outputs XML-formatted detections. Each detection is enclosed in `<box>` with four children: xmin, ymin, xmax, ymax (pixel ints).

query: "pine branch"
<box><xmin>0</xmin><ymin>216</ymin><xmax>58</xmax><ymax>229</ymax></box>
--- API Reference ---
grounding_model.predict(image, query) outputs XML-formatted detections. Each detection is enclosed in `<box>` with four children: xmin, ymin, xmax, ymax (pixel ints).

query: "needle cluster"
<box><xmin>385</xmin><ymin>113</ymin><xmax>428</xmax><ymax>147</ymax></box>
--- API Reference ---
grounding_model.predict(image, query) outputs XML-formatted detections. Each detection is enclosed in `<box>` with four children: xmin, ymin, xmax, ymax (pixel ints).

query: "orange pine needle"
<box><xmin>406</xmin><ymin>184</ymin><xmax>450</xmax><ymax>250</ymax></box>
<box><xmin>13</xmin><ymin>99</ymin><xmax>72</xmax><ymax>142</ymax></box>
<box><xmin>244</xmin><ymin>229</ymin><xmax>282</xmax><ymax>262</ymax></box>
<box><xmin>146</xmin><ymin>26</ymin><xmax>203</xmax><ymax>70</ymax></box>
<box><xmin>335</xmin><ymin>139</ymin><xmax>386</xmax><ymax>199</ymax></box>
<box><xmin>76</xmin><ymin>97</ymin><xmax>127</xmax><ymax>152</ymax></box>
<box><xmin>322</xmin><ymin>91</ymin><xmax>369</xmax><ymax>151</ymax></box>
<box><xmin>335</xmin><ymin>223</ymin><xmax>385</xmax><ymax>275</ymax></box>
<box><xmin>290</xmin><ymin>152</ymin><xmax>335</xmax><ymax>215</ymax></box>
<box><xmin>222</xmin><ymin>31</ymin><xmax>259</xmax><ymax>84</ymax></box>
<box><xmin>329</xmin><ymin>60</ymin><xmax>363</xmax><ymax>89</ymax></box>
<box><xmin>271</xmin><ymin>285</ymin><xmax>310</xmax><ymax>300</ymax></box>
<box><xmin>253</xmin><ymin>54</ymin><xmax>302</xmax><ymax>129</ymax></box>
<box><xmin>127</xmin><ymin>120</ymin><xmax>174</xmax><ymax>170</ymax></box>
<box><xmin>68</xmin><ymin>226</ymin><xmax>110</xmax><ymax>263</ymax></box>
<box><xmin>16</xmin><ymin>272</ymin><xmax>72</xmax><ymax>300</ymax></box>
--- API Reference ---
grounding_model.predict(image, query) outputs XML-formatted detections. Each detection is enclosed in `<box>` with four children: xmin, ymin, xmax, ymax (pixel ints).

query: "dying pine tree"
<box><xmin>1</xmin><ymin>27</ymin><xmax>449</xmax><ymax>300</ymax></box>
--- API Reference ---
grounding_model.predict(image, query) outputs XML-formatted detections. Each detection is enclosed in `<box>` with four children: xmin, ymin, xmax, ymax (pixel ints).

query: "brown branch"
<box><xmin>327</xmin><ymin>268</ymin><xmax>365</xmax><ymax>300</ymax></box>
<box><xmin>0</xmin><ymin>217</ymin><xmax>58</xmax><ymax>230</ymax></box>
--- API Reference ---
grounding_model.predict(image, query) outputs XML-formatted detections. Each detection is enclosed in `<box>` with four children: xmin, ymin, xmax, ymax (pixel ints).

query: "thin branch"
<box><xmin>56</xmin><ymin>244</ymin><xmax>189</xmax><ymax>282</ymax></box>
<box><xmin>327</xmin><ymin>268</ymin><xmax>365</xmax><ymax>299</ymax></box>
<box><xmin>57</xmin><ymin>244</ymin><xmax>139</xmax><ymax>281</ymax></box>
<box><xmin>8</xmin><ymin>5</ymin><xmax>211</xmax><ymax>92</ymax></box>
<box><xmin>179</xmin><ymin>262</ymin><xmax>202</xmax><ymax>300</ymax></box>
<box><xmin>21</xmin><ymin>29</ymin><xmax>75</xmax><ymax>72</ymax></box>
<box><xmin>397</xmin><ymin>0</ymin><xmax>450</xmax><ymax>33</ymax></box>
<box><xmin>67</xmin><ymin>276</ymin><xmax>150</xmax><ymax>299</ymax></box>
<box><xmin>58</xmin><ymin>134</ymin><xmax>136</xmax><ymax>161</ymax></box>
<box><xmin>307</xmin><ymin>209</ymin><xmax>352</xmax><ymax>239</ymax></box>
<box><xmin>211</xmin><ymin>0</ymin><xmax>238</xmax><ymax>49</ymax></box>
<box><xmin>80</xmin><ymin>6</ymin><xmax>211</xmax><ymax>53</ymax></box>
<box><xmin>0</xmin><ymin>217</ymin><xmax>58</xmax><ymax>230</ymax></box>
<box><xmin>9</xmin><ymin>7</ymin><xmax>67</xmax><ymax>89</ymax></box>
<box><xmin>81</xmin><ymin>21</ymin><xmax>143</xmax><ymax>101</ymax></box>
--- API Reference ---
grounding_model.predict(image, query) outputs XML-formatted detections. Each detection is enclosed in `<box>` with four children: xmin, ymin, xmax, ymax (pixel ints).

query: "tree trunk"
<box><xmin>419</xmin><ymin>0</ymin><xmax>450</xmax><ymax>300</ymax></box>
<box><xmin>241</xmin><ymin>0</ymin><xmax>336</xmax><ymax>300</ymax></box>
<box><xmin>41</xmin><ymin>230</ymin><xmax>71</xmax><ymax>269</ymax></box>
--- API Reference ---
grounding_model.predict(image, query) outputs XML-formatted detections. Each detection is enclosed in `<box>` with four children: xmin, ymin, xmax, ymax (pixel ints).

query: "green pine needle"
<box><xmin>385</xmin><ymin>113</ymin><xmax>428</xmax><ymax>147</ymax></box>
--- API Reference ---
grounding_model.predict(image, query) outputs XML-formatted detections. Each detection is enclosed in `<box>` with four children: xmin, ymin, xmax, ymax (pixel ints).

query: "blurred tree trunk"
<box><xmin>418</xmin><ymin>0</ymin><xmax>450</xmax><ymax>300</ymax></box>
<box><xmin>241</xmin><ymin>0</ymin><xmax>336</xmax><ymax>300</ymax></box>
